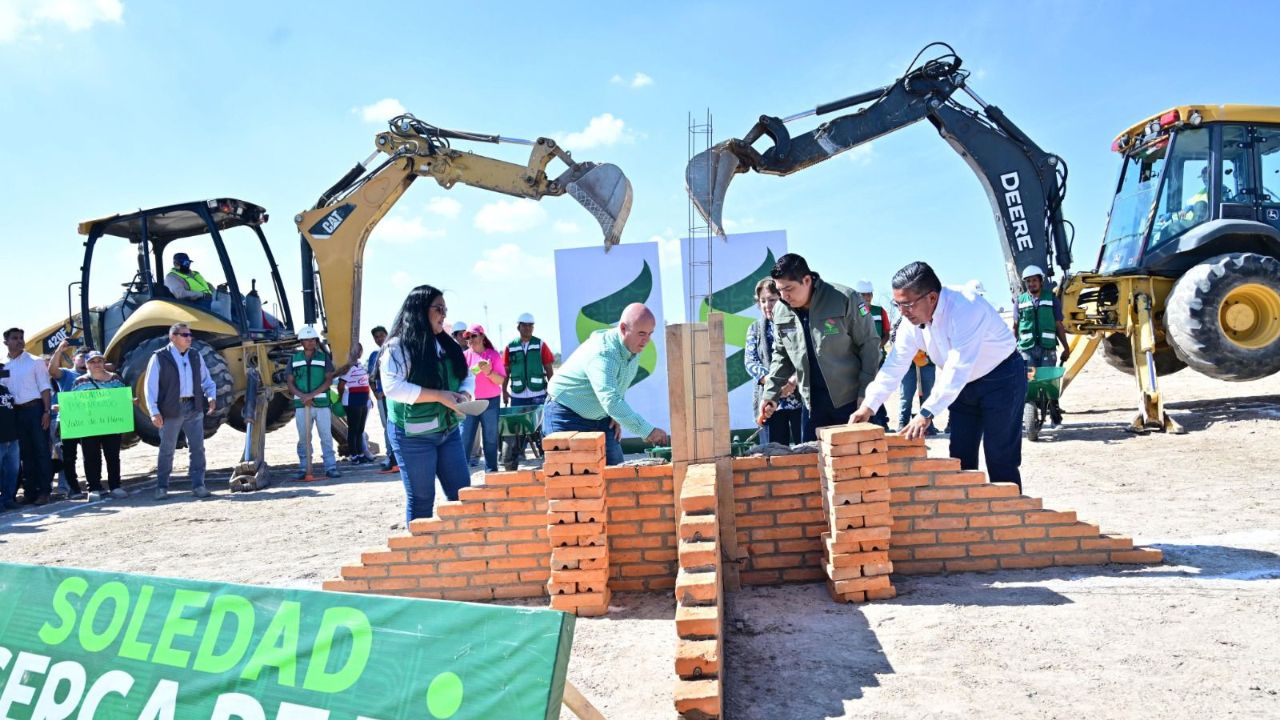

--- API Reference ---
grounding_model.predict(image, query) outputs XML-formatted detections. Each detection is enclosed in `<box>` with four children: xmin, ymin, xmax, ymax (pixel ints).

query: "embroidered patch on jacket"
<box><xmin>822</xmin><ymin>318</ymin><xmax>841</xmax><ymax>336</ymax></box>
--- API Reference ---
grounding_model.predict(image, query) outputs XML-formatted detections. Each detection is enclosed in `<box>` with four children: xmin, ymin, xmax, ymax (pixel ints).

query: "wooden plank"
<box><xmin>562</xmin><ymin>680</ymin><xmax>608</xmax><ymax>720</ymax></box>
<box><xmin>707</xmin><ymin>313</ymin><xmax>732</xmax><ymax>458</ymax></box>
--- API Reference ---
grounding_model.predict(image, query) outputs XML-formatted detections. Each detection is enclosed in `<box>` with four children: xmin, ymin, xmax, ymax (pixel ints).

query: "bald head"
<box><xmin>619</xmin><ymin>303</ymin><xmax>656</xmax><ymax>354</ymax></box>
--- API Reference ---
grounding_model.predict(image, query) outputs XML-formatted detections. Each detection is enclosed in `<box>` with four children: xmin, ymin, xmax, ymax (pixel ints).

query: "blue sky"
<box><xmin>2</xmin><ymin>0</ymin><xmax>1275</xmax><ymax>351</ymax></box>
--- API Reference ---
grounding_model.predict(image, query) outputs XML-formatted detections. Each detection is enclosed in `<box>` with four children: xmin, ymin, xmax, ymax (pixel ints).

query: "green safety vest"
<box><xmin>387</xmin><ymin>357</ymin><xmax>462</xmax><ymax>436</ymax></box>
<box><xmin>869</xmin><ymin>304</ymin><xmax>887</xmax><ymax>340</ymax></box>
<box><xmin>291</xmin><ymin>350</ymin><xmax>332</xmax><ymax>408</ymax></box>
<box><xmin>507</xmin><ymin>336</ymin><xmax>548</xmax><ymax>395</ymax></box>
<box><xmin>170</xmin><ymin>268</ymin><xmax>213</xmax><ymax>295</ymax></box>
<box><xmin>1017</xmin><ymin>290</ymin><xmax>1058</xmax><ymax>350</ymax></box>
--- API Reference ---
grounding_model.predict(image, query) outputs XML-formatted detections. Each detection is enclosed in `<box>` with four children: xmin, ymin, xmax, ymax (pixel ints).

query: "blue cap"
<box><xmin>173</xmin><ymin>252</ymin><xmax>192</xmax><ymax>265</ymax></box>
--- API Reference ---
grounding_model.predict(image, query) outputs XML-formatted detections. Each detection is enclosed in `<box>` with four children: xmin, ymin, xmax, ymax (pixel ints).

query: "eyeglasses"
<box><xmin>87</xmin><ymin>358</ymin><xmax>105</xmax><ymax>363</ymax></box>
<box><xmin>430</xmin><ymin>304</ymin><xmax>448</xmax><ymax>315</ymax></box>
<box><xmin>174</xmin><ymin>332</ymin><xmax>193</xmax><ymax>338</ymax></box>
<box><xmin>894</xmin><ymin>293</ymin><xmax>933</xmax><ymax>312</ymax></box>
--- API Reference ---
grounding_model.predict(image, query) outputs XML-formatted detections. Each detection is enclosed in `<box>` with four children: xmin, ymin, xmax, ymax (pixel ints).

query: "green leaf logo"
<box><xmin>575</xmin><ymin>260</ymin><xmax>656</xmax><ymax>386</ymax></box>
<box><xmin>697</xmin><ymin>249</ymin><xmax>776</xmax><ymax>390</ymax></box>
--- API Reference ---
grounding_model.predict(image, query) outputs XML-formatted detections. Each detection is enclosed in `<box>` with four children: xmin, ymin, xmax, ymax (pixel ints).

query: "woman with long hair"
<box><xmin>460</xmin><ymin>324</ymin><xmax>506</xmax><ymax>473</ymax></box>
<box><xmin>379</xmin><ymin>285</ymin><xmax>474</xmax><ymax>523</ymax></box>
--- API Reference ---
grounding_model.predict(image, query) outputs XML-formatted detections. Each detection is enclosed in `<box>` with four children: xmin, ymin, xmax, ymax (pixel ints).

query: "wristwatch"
<box><xmin>918</xmin><ymin>408</ymin><xmax>934</xmax><ymax>422</ymax></box>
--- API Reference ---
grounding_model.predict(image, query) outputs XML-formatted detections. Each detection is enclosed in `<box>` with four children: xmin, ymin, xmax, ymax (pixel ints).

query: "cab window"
<box><xmin>1149</xmin><ymin>127</ymin><xmax>1211</xmax><ymax>250</ymax></box>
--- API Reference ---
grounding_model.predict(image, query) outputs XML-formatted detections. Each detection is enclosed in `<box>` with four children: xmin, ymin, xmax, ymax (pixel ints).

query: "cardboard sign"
<box><xmin>57</xmin><ymin>386</ymin><xmax>135</xmax><ymax>439</ymax></box>
<box><xmin>0</xmin><ymin>563</ymin><xmax>574</xmax><ymax>719</ymax></box>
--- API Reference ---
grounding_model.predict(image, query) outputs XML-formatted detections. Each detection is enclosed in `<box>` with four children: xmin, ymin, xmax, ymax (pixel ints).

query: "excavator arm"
<box><xmin>687</xmin><ymin>44</ymin><xmax>1072</xmax><ymax>297</ymax></box>
<box><xmin>295</xmin><ymin>113</ymin><xmax>633</xmax><ymax>364</ymax></box>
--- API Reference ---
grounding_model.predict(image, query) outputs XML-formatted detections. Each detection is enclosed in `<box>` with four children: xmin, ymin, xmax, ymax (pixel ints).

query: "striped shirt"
<box><xmin>547</xmin><ymin>328</ymin><xmax>653</xmax><ymax>437</ymax></box>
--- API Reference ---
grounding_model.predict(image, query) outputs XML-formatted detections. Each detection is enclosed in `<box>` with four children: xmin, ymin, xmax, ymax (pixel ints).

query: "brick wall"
<box><xmin>603</xmin><ymin>464</ymin><xmax>679</xmax><ymax>592</ymax></box>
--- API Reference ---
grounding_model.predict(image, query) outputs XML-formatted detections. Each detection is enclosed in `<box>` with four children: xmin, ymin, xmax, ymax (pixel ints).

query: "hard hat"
<box><xmin>173</xmin><ymin>252</ymin><xmax>192</xmax><ymax>266</ymax></box>
<box><xmin>517</xmin><ymin>312</ymin><xmax>535</xmax><ymax>324</ymax></box>
<box><xmin>297</xmin><ymin>325</ymin><xmax>320</xmax><ymax>340</ymax></box>
<box><xmin>452</xmin><ymin>321</ymin><xmax>468</xmax><ymax>334</ymax></box>
<box><xmin>1020</xmin><ymin>265</ymin><xmax>1045</xmax><ymax>281</ymax></box>
<box><xmin>853</xmin><ymin>280</ymin><xmax>874</xmax><ymax>294</ymax></box>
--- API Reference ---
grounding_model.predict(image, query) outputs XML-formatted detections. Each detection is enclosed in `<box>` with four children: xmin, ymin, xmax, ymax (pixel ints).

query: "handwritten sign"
<box><xmin>57</xmin><ymin>386</ymin><xmax>134</xmax><ymax>439</ymax></box>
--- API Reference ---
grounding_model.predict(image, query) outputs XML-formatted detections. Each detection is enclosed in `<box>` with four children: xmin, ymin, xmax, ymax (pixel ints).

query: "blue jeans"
<box><xmin>461</xmin><ymin>397</ymin><xmax>500</xmax><ymax>472</ymax></box>
<box><xmin>948</xmin><ymin>352</ymin><xmax>1027</xmax><ymax>487</ymax></box>
<box><xmin>509</xmin><ymin>394</ymin><xmax>546</xmax><ymax>408</ymax></box>
<box><xmin>899</xmin><ymin>363</ymin><xmax>937</xmax><ymax>428</ymax></box>
<box><xmin>156</xmin><ymin>399</ymin><xmax>207</xmax><ymax>491</ymax></box>
<box><xmin>542</xmin><ymin>399</ymin><xmax>623</xmax><ymax>465</ymax></box>
<box><xmin>389</xmin><ymin>422</ymin><xmax>471</xmax><ymax>525</ymax></box>
<box><xmin>376</xmin><ymin>395</ymin><xmax>396</xmax><ymax>467</ymax></box>
<box><xmin>0</xmin><ymin>439</ymin><xmax>19</xmax><ymax>507</ymax></box>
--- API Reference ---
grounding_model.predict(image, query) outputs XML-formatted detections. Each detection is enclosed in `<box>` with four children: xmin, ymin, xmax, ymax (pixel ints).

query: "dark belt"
<box><xmin>15</xmin><ymin>400</ymin><xmax>44</xmax><ymax>409</ymax></box>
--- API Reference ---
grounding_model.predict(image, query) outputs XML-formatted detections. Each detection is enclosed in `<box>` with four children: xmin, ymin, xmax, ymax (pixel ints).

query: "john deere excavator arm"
<box><xmin>228</xmin><ymin>114</ymin><xmax>632</xmax><ymax>490</ymax></box>
<box><xmin>687</xmin><ymin>43</ymin><xmax>1072</xmax><ymax>297</ymax></box>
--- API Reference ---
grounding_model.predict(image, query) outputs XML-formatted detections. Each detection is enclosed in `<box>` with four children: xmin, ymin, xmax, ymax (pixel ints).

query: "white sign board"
<box><xmin>553</xmin><ymin>242</ymin><xmax>668</xmax><ymax>438</ymax></box>
<box><xmin>680</xmin><ymin>229</ymin><xmax>788</xmax><ymax>429</ymax></box>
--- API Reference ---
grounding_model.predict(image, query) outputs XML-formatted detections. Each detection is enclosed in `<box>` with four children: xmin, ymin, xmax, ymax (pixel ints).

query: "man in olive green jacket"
<box><xmin>759</xmin><ymin>253</ymin><xmax>881</xmax><ymax>441</ymax></box>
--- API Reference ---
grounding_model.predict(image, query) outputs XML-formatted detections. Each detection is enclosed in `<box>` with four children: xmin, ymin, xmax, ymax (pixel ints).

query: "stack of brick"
<box><xmin>817</xmin><ymin>424</ymin><xmax>897</xmax><ymax>603</ymax></box>
<box><xmin>673</xmin><ymin>463</ymin><xmax>722</xmax><ymax>720</ymax></box>
<box><xmin>543</xmin><ymin>431</ymin><xmax>611</xmax><ymax>617</ymax></box>
<box><xmin>322</xmin><ymin>469</ymin><xmax>550</xmax><ymax>601</ymax></box>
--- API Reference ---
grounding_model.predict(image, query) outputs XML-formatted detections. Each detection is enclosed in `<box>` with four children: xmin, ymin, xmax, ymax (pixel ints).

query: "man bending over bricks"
<box><xmin>852</xmin><ymin>261</ymin><xmax>1027</xmax><ymax>487</ymax></box>
<box><xmin>543</xmin><ymin>303</ymin><xmax>669</xmax><ymax>465</ymax></box>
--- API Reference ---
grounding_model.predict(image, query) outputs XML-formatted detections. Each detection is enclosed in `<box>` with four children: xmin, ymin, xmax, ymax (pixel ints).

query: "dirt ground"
<box><xmin>2</xmin><ymin>358</ymin><xmax>1278</xmax><ymax>719</ymax></box>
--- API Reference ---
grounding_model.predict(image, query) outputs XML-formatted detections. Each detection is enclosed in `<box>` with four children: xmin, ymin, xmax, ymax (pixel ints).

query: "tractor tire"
<box><xmin>226</xmin><ymin>393</ymin><xmax>294</xmax><ymax>436</ymax></box>
<box><xmin>1165</xmin><ymin>252</ymin><xmax>1280</xmax><ymax>381</ymax></box>
<box><xmin>119</xmin><ymin>336</ymin><xmax>235</xmax><ymax>447</ymax></box>
<box><xmin>1100</xmin><ymin>332</ymin><xmax>1187</xmax><ymax>376</ymax></box>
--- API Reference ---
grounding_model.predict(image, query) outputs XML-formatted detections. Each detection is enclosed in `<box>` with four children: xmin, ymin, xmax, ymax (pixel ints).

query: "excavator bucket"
<box><xmin>565</xmin><ymin>163</ymin><xmax>632</xmax><ymax>249</ymax></box>
<box><xmin>685</xmin><ymin>143</ymin><xmax>742</xmax><ymax>237</ymax></box>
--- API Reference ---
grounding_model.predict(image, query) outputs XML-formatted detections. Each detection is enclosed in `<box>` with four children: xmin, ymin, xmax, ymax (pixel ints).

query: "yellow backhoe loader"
<box><xmin>28</xmin><ymin>114</ymin><xmax>632</xmax><ymax>488</ymax></box>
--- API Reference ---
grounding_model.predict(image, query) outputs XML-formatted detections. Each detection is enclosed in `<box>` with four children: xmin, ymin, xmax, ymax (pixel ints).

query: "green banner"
<box><xmin>0</xmin><ymin>563</ymin><xmax>573</xmax><ymax>720</ymax></box>
<box><xmin>57</xmin><ymin>387</ymin><xmax>135</xmax><ymax>440</ymax></box>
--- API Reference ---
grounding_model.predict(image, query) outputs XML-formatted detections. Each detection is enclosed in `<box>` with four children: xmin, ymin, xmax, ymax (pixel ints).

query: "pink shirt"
<box><xmin>464</xmin><ymin>348</ymin><xmax>506</xmax><ymax>400</ymax></box>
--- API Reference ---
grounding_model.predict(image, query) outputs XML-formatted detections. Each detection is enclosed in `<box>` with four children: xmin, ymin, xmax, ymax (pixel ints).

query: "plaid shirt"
<box><xmin>547</xmin><ymin>328</ymin><xmax>653</xmax><ymax>437</ymax></box>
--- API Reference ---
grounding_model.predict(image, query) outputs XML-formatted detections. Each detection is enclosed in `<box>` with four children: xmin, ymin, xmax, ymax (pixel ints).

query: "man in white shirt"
<box><xmin>3</xmin><ymin>328</ymin><xmax>53</xmax><ymax>504</ymax></box>
<box><xmin>852</xmin><ymin>262</ymin><xmax>1028</xmax><ymax>487</ymax></box>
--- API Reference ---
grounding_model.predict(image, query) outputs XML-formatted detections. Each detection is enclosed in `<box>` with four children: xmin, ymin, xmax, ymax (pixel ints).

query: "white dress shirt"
<box><xmin>862</xmin><ymin>287</ymin><xmax>1016</xmax><ymax>417</ymax></box>
<box><xmin>2</xmin><ymin>351</ymin><xmax>52</xmax><ymax>405</ymax></box>
<box><xmin>144</xmin><ymin>344</ymin><xmax>217</xmax><ymax>416</ymax></box>
<box><xmin>380</xmin><ymin>338</ymin><xmax>476</xmax><ymax>405</ymax></box>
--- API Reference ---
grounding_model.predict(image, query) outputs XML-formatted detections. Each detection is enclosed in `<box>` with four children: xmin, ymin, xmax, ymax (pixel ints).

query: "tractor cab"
<box><xmin>1097</xmin><ymin>105</ymin><xmax>1280</xmax><ymax>276</ymax></box>
<box><xmin>72</xmin><ymin>199</ymin><xmax>294</xmax><ymax>355</ymax></box>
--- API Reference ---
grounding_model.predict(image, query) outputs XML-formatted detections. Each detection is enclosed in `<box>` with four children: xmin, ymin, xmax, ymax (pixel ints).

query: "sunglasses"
<box><xmin>174</xmin><ymin>332</ymin><xmax>193</xmax><ymax>338</ymax></box>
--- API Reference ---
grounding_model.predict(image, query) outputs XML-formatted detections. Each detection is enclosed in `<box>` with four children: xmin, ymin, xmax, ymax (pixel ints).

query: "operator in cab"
<box><xmin>852</xmin><ymin>262</ymin><xmax>1028</xmax><ymax>488</ymax></box>
<box><xmin>164</xmin><ymin>252</ymin><xmax>214</xmax><ymax>309</ymax></box>
<box><xmin>1013</xmin><ymin>265</ymin><xmax>1070</xmax><ymax>426</ymax></box>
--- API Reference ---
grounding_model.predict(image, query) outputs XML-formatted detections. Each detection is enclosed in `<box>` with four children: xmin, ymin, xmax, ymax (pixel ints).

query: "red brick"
<box><xmin>457</xmin><ymin>544</ymin><xmax>511</xmax><ymax>559</ymax></box>
<box><xmin>751</xmin><ymin>497</ymin><xmax>806</xmax><ymax>513</ymax></box>
<box><xmin>674</xmin><ymin>678</ymin><xmax>721</xmax><ymax>717</ymax></box>
<box><xmin>457</xmin><ymin>486</ymin><xmax>509</xmax><ymax>501</ymax></box>
<box><xmin>1026</xmin><ymin>510</ymin><xmax>1077</xmax><ymax>525</ymax></box>
<box><xmin>508</xmin><ymin>541</ymin><xmax>551</xmax><ymax>556</ymax></box>
<box><xmin>968</xmin><ymin>542</ymin><xmax>1022</xmax><ymax>557</ymax></box>
<box><xmin>1025</xmin><ymin>539</ymin><xmax>1078</xmax><ymax>553</ymax></box>
<box><xmin>1000</xmin><ymin>555</ymin><xmax>1054</xmax><ymax>569</ymax></box>
<box><xmin>937</xmin><ymin>500</ymin><xmax>990</xmax><ymax>514</ymax></box>
<box><xmin>891</xmin><ymin>531</ymin><xmax>937</xmax><ymax>546</ymax></box>
<box><xmin>323</xmin><ymin>579</ymin><xmax>370</xmax><ymax>593</ymax></box>
<box><xmin>891</xmin><ymin>560</ymin><xmax>944</xmax><ymax>575</ymax></box>
<box><xmin>908</xmin><ymin>458</ymin><xmax>962</xmax><ymax>472</ymax></box>
<box><xmin>943</xmin><ymin>558</ymin><xmax>998</xmax><ymax>572</ymax></box>
<box><xmin>360</xmin><ymin>550</ymin><xmax>407</xmax><ymax>565</ymax></box>
<box><xmin>675</xmin><ymin>569</ymin><xmax>718</xmax><ymax>605</ymax></box>
<box><xmin>492</xmin><ymin>584</ymin><xmax>546</xmax><ymax>600</ymax></box>
<box><xmin>1048</xmin><ymin>523</ymin><xmax>1101</xmax><ymax>538</ymax></box>
<box><xmin>932</xmin><ymin>471</ymin><xmax>988</xmax><ymax>487</ymax></box>
<box><xmin>914</xmin><ymin>545</ymin><xmax>967</xmax><ymax>560</ymax></box>
<box><xmin>675</xmin><ymin>604</ymin><xmax>720</xmax><ymax>638</ymax></box>
<box><xmin>1110</xmin><ymin>548</ymin><xmax>1163</xmax><ymax>564</ymax></box>
<box><xmin>733</xmin><ymin>457</ymin><xmax>768</xmax><ymax>470</ymax></box>
<box><xmin>893</xmin><ymin>502</ymin><xmax>936</xmax><ymax>517</ymax></box>
<box><xmin>417</xmin><ymin>575</ymin><xmax>469</xmax><ymax>590</ymax></box>
<box><xmin>486</xmin><ymin>528</ymin><xmax>540</xmax><ymax>542</ymax></box>
<box><xmin>993</xmin><ymin>526</ymin><xmax>1045</xmax><ymax>541</ymax></box>
<box><xmin>990</xmin><ymin>498</ymin><xmax>1043</xmax><ymax>513</ymax></box>
<box><xmin>1053</xmin><ymin>552</ymin><xmax>1110</xmax><ymax>566</ymax></box>
<box><xmin>739</xmin><ymin>570</ymin><xmax>782</xmax><ymax>585</ymax></box>
<box><xmin>437</xmin><ymin>530</ymin><xmax>487</xmax><ymax>544</ymax></box>
<box><xmin>966</xmin><ymin>483</ymin><xmax>1022</xmax><ymax>499</ymax></box>
<box><xmin>636</xmin><ymin>492</ymin><xmax>672</xmax><ymax>506</ymax></box>
<box><xmin>967</xmin><ymin>514</ymin><xmax>1024</xmax><ymax>528</ymax></box>
<box><xmin>407</xmin><ymin>547</ymin><xmax>460</xmax><ymax>562</ymax></box>
<box><xmin>750</xmin><ymin>526</ymin><xmax>804</xmax><ymax>541</ymax></box>
<box><xmin>341</xmin><ymin>565</ymin><xmax>388</xmax><ymax>579</ymax></box>
<box><xmin>1082</xmin><ymin>535</ymin><xmax>1133</xmax><ymax>551</ymax></box>
<box><xmin>938</xmin><ymin>530</ymin><xmax>989</xmax><ymax>544</ymax></box>
<box><xmin>777</xmin><ymin>509</ymin><xmax>826</xmax><ymax>525</ymax></box>
<box><xmin>915</xmin><ymin>516</ymin><xmax>968</xmax><ymax>531</ymax></box>
<box><xmin>887</xmin><ymin>474</ymin><xmax>931</xmax><ymax>489</ymax></box>
<box><xmin>369</xmin><ymin>577</ymin><xmax>419</xmax><ymax>591</ymax></box>
<box><xmin>613</xmin><ymin>535</ymin><xmax>664</xmax><ymax>549</ymax></box>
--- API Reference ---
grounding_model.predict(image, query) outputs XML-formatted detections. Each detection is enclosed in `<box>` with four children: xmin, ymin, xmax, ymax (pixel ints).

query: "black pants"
<box><xmin>61</xmin><ymin>437</ymin><xmax>81</xmax><ymax>494</ymax></box>
<box><xmin>80</xmin><ymin>434</ymin><xmax>122</xmax><ymax>492</ymax></box>
<box><xmin>15</xmin><ymin>405</ymin><xmax>52</xmax><ymax>499</ymax></box>
<box><xmin>763</xmin><ymin>408</ymin><xmax>803</xmax><ymax>446</ymax></box>
<box><xmin>345</xmin><ymin>398</ymin><xmax>369</xmax><ymax>457</ymax></box>
<box><xmin>949</xmin><ymin>352</ymin><xmax>1027</xmax><ymax>487</ymax></box>
<box><xmin>801</xmin><ymin>390</ymin><xmax>858</xmax><ymax>442</ymax></box>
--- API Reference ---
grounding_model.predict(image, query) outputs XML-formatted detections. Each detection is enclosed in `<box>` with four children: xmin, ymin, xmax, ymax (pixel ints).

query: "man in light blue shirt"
<box><xmin>544</xmin><ymin>303</ymin><xmax>669</xmax><ymax>465</ymax></box>
<box><xmin>145</xmin><ymin>322</ymin><xmax>218</xmax><ymax>499</ymax></box>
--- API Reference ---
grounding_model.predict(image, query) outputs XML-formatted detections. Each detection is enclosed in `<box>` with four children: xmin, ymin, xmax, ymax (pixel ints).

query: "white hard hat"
<box><xmin>297</xmin><ymin>325</ymin><xmax>320</xmax><ymax>340</ymax></box>
<box><xmin>452</xmin><ymin>321</ymin><xmax>468</xmax><ymax>334</ymax></box>
<box><xmin>517</xmin><ymin>312</ymin><xmax>535</xmax><ymax>324</ymax></box>
<box><xmin>853</xmin><ymin>279</ymin><xmax>874</xmax><ymax>294</ymax></box>
<box><xmin>967</xmin><ymin>279</ymin><xmax>987</xmax><ymax>295</ymax></box>
<box><xmin>1020</xmin><ymin>265</ymin><xmax>1045</xmax><ymax>281</ymax></box>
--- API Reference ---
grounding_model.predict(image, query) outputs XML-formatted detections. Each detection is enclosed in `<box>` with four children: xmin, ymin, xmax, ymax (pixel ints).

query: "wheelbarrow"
<box><xmin>1023</xmin><ymin>366</ymin><xmax>1065</xmax><ymax>442</ymax></box>
<box><xmin>499</xmin><ymin>404</ymin><xmax>544</xmax><ymax>471</ymax></box>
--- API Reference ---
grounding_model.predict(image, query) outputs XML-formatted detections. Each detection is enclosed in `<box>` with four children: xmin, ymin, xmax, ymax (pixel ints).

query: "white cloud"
<box><xmin>610</xmin><ymin>72</ymin><xmax>653</xmax><ymax>89</ymax></box>
<box><xmin>556</xmin><ymin>113</ymin><xmax>633</xmax><ymax>150</ymax></box>
<box><xmin>390</xmin><ymin>271</ymin><xmax>412</xmax><ymax>290</ymax></box>
<box><xmin>0</xmin><ymin>0</ymin><xmax>123</xmax><ymax>43</ymax></box>
<box><xmin>473</xmin><ymin>243</ymin><xmax>553</xmax><ymax>280</ymax></box>
<box><xmin>355</xmin><ymin>98</ymin><xmax>407</xmax><ymax>124</ymax></box>
<box><xmin>845</xmin><ymin>142</ymin><xmax>875</xmax><ymax>166</ymax></box>
<box><xmin>552</xmin><ymin>220</ymin><xmax>581</xmax><ymax>235</ymax></box>
<box><xmin>371</xmin><ymin>215</ymin><xmax>446</xmax><ymax>245</ymax></box>
<box><xmin>649</xmin><ymin>230</ymin><xmax>682</xmax><ymax>270</ymax></box>
<box><xmin>473</xmin><ymin>199</ymin><xmax>547</xmax><ymax>234</ymax></box>
<box><xmin>425</xmin><ymin>196</ymin><xmax>462</xmax><ymax>219</ymax></box>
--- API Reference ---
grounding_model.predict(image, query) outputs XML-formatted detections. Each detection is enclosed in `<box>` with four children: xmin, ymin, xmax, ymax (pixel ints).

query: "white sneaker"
<box><xmin>111</xmin><ymin>488</ymin><xmax>128</xmax><ymax>499</ymax></box>
<box><xmin>87</xmin><ymin>491</ymin><xmax>102</xmax><ymax>502</ymax></box>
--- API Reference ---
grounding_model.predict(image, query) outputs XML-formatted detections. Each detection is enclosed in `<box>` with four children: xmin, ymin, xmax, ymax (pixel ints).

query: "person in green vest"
<box><xmin>1014</xmin><ymin>265</ymin><xmax>1070</xmax><ymax>426</ymax></box>
<box><xmin>501</xmin><ymin>312</ymin><xmax>555</xmax><ymax>408</ymax></box>
<box><xmin>287</xmin><ymin>325</ymin><xmax>358</xmax><ymax>479</ymax></box>
<box><xmin>379</xmin><ymin>285</ymin><xmax>475</xmax><ymax>524</ymax></box>
<box><xmin>163</xmin><ymin>252</ymin><xmax>214</xmax><ymax>309</ymax></box>
<box><xmin>855</xmin><ymin>279</ymin><xmax>892</xmax><ymax>429</ymax></box>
